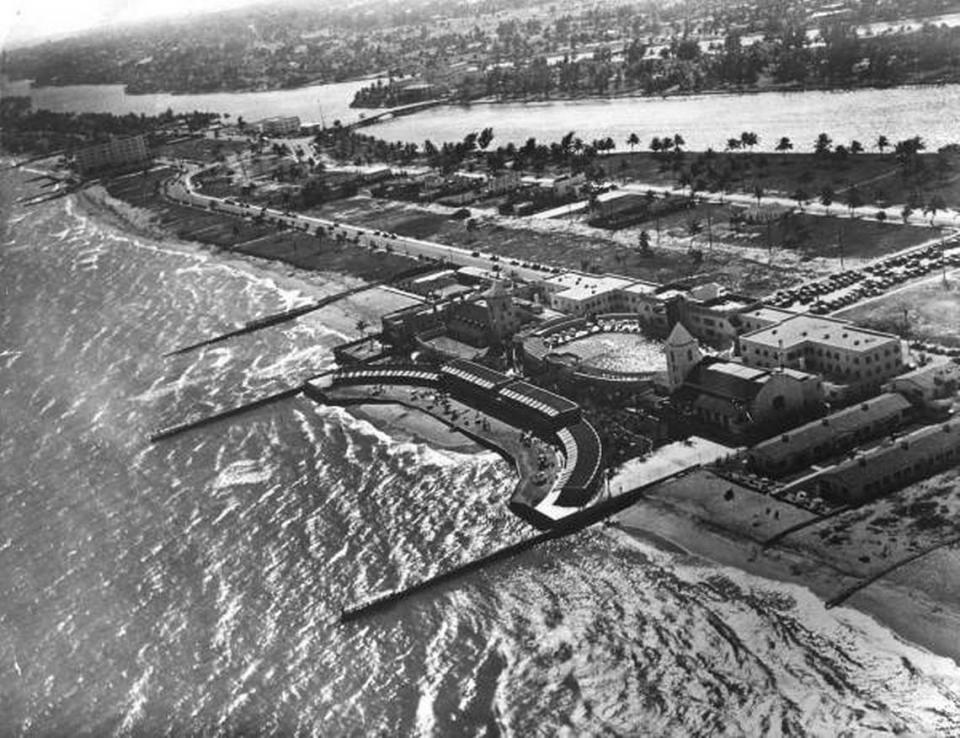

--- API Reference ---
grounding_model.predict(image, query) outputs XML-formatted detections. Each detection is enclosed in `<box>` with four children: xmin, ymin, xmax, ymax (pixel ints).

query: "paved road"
<box><xmin>163</xmin><ymin>162</ymin><xmax>554</xmax><ymax>284</ymax></box>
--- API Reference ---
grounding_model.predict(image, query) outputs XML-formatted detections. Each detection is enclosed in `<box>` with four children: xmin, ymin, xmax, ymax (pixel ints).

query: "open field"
<box><xmin>105</xmin><ymin>168</ymin><xmax>416</xmax><ymax>281</ymax></box>
<box><xmin>304</xmin><ymin>197</ymin><xmax>821</xmax><ymax>294</ymax></box>
<box><xmin>834</xmin><ymin>268</ymin><xmax>960</xmax><ymax>346</ymax></box>
<box><xmin>583</xmin><ymin>199</ymin><xmax>937</xmax><ymax>260</ymax></box>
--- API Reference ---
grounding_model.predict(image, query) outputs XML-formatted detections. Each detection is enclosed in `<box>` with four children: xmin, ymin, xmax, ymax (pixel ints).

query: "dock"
<box><xmin>149</xmin><ymin>386</ymin><xmax>304</xmax><ymax>441</ymax></box>
<box><xmin>165</xmin><ymin>264</ymin><xmax>435</xmax><ymax>357</ymax></box>
<box><xmin>341</xmin><ymin>530</ymin><xmax>568</xmax><ymax>622</ymax></box>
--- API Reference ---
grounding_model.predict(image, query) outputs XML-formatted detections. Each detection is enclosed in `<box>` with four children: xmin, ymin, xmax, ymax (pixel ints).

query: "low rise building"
<box><xmin>486</xmin><ymin>170</ymin><xmax>521</xmax><ymax>195</ymax></box>
<box><xmin>739</xmin><ymin>314</ymin><xmax>903</xmax><ymax>401</ymax></box>
<box><xmin>736</xmin><ymin>306</ymin><xmax>799</xmax><ymax>334</ymax></box>
<box><xmin>74</xmin><ymin>135</ymin><xmax>150</xmax><ymax>175</ymax></box>
<box><xmin>676</xmin><ymin>358</ymin><xmax>824</xmax><ymax>436</ymax></box>
<box><xmin>747</xmin><ymin>392</ymin><xmax>913</xmax><ymax>476</ymax></box>
<box><xmin>884</xmin><ymin>361</ymin><xmax>960</xmax><ymax>409</ymax></box>
<box><xmin>677</xmin><ymin>289</ymin><xmax>760</xmax><ymax>347</ymax></box>
<box><xmin>540</xmin><ymin>273</ymin><xmax>636</xmax><ymax>316</ymax></box>
<box><xmin>257</xmin><ymin>116</ymin><xmax>301</xmax><ymax>136</ymax></box>
<box><xmin>815</xmin><ymin>422</ymin><xmax>960</xmax><ymax>503</ymax></box>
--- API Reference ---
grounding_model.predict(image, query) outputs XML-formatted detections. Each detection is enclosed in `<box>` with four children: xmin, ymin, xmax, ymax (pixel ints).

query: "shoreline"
<box><xmin>9</xmin><ymin>73</ymin><xmax>955</xmax><ymax>112</ymax></box>
<box><xmin>34</xmin><ymin>168</ymin><xmax>960</xmax><ymax>667</ymax></box>
<box><xmin>353</xmin><ymin>79</ymin><xmax>947</xmax><ymax>114</ymax></box>
<box><xmin>610</xmin><ymin>482</ymin><xmax>960</xmax><ymax>666</ymax></box>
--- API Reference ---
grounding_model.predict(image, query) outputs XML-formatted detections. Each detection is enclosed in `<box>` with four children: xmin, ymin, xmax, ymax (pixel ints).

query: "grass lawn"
<box><xmin>835</xmin><ymin>269</ymin><xmax>960</xmax><ymax>346</ymax></box>
<box><xmin>573</xmin><ymin>200</ymin><xmax>935</xmax><ymax>261</ymax></box>
<box><xmin>599</xmin><ymin>150</ymin><xmax>960</xmax><ymax>211</ymax></box>
<box><xmin>306</xmin><ymin>197</ymin><xmax>817</xmax><ymax>295</ymax></box>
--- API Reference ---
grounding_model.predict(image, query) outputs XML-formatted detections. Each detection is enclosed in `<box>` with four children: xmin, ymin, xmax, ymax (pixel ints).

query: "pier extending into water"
<box><xmin>341</xmin><ymin>530</ymin><xmax>567</xmax><ymax>622</ymax></box>
<box><xmin>164</xmin><ymin>263</ymin><xmax>435</xmax><ymax>358</ymax></box>
<box><xmin>149</xmin><ymin>386</ymin><xmax>307</xmax><ymax>441</ymax></box>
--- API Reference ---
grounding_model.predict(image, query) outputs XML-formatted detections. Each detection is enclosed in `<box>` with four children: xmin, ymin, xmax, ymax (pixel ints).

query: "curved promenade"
<box><xmin>303</xmin><ymin>361</ymin><xmax>605</xmax><ymax>529</ymax></box>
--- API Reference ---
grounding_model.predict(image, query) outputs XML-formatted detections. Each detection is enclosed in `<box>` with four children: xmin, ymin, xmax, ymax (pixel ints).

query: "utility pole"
<box><xmin>838</xmin><ymin>225</ymin><xmax>845</xmax><ymax>270</ymax></box>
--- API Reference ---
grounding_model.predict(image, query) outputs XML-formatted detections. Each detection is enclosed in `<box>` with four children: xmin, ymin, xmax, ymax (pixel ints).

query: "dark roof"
<box><xmin>499</xmin><ymin>380</ymin><xmax>580</xmax><ymax>419</ymax></box>
<box><xmin>751</xmin><ymin>392</ymin><xmax>911</xmax><ymax>463</ymax></box>
<box><xmin>821</xmin><ymin>422</ymin><xmax>959</xmax><ymax>489</ymax></box>
<box><xmin>685</xmin><ymin>358</ymin><xmax>770</xmax><ymax>402</ymax></box>
<box><xmin>562</xmin><ymin>420</ymin><xmax>603</xmax><ymax>490</ymax></box>
<box><xmin>441</xmin><ymin>359</ymin><xmax>512</xmax><ymax>391</ymax></box>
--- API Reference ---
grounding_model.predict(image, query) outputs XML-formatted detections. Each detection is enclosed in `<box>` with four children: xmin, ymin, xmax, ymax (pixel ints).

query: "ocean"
<box><xmin>2</xmin><ymin>168</ymin><xmax>960</xmax><ymax>736</ymax></box>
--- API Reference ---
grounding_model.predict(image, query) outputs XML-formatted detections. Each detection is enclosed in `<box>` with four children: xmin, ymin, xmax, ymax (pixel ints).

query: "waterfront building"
<box><xmin>673</xmin><ymin>356</ymin><xmax>824</xmax><ymax>436</ymax></box>
<box><xmin>384</xmin><ymin>280</ymin><xmax>529</xmax><ymax>351</ymax></box>
<box><xmin>665</xmin><ymin>323</ymin><xmax>702</xmax><ymax>391</ymax></box>
<box><xmin>257</xmin><ymin>116</ymin><xmax>301</xmax><ymax>136</ymax></box>
<box><xmin>747</xmin><ymin>392</ymin><xmax>913</xmax><ymax>476</ymax></box>
<box><xmin>73</xmin><ymin>135</ymin><xmax>150</xmax><ymax>175</ymax></box>
<box><xmin>497</xmin><ymin>380</ymin><xmax>582</xmax><ymax>431</ymax></box>
<box><xmin>739</xmin><ymin>314</ymin><xmax>903</xmax><ymax>401</ymax></box>
<box><xmin>815</xmin><ymin>422</ymin><xmax>960</xmax><ymax>503</ymax></box>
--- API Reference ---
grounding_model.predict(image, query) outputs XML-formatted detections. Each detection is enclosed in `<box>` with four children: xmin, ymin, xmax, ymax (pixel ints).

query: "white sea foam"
<box><xmin>114</xmin><ymin>665</ymin><xmax>153</xmax><ymax>737</ymax></box>
<box><xmin>212</xmin><ymin>458</ymin><xmax>273</xmax><ymax>491</ymax></box>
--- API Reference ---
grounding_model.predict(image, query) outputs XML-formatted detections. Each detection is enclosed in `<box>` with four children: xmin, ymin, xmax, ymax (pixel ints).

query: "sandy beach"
<box><xmin>612</xmin><ymin>469</ymin><xmax>960</xmax><ymax>665</ymax></box>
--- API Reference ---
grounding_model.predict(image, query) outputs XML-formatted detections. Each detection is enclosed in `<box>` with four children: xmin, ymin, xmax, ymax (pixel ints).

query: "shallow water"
<box><xmin>2</xmin><ymin>170</ymin><xmax>960</xmax><ymax>736</ymax></box>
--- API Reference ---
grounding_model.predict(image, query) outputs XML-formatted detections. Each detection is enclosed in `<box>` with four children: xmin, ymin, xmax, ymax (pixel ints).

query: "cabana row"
<box><xmin>551</xmin><ymin>421</ymin><xmax>603</xmax><ymax>507</ymax></box>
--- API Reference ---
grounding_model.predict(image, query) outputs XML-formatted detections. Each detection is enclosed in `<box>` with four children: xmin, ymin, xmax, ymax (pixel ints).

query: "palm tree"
<box><xmin>686</xmin><ymin>217</ymin><xmax>703</xmax><ymax>246</ymax></box>
<box><xmin>637</xmin><ymin>230</ymin><xmax>652</xmax><ymax>254</ymax></box>
<box><xmin>740</xmin><ymin>131</ymin><xmax>759</xmax><ymax>151</ymax></box>
<box><xmin>819</xmin><ymin>185</ymin><xmax>835</xmax><ymax>213</ymax></box>
<box><xmin>850</xmin><ymin>140</ymin><xmax>864</xmax><ymax>155</ymax></box>
<box><xmin>649</xmin><ymin>136</ymin><xmax>662</xmax><ymax>155</ymax></box>
<box><xmin>926</xmin><ymin>195</ymin><xmax>946</xmax><ymax>225</ymax></box>
<box><xmin>876</xmin><ymin>135</ymin><xmax>889</xmax><ymax>153</ymax></box>
<box><xmin>845</xmin><ymin>185</ymin><xmax>864</xmax><ymax>216</ymax></box>
<box><xmin>726</xmin><ymin>138</ymin><xmax>742</xmax><ymax>152</ymax></box>
<box><xmin>673</xmin><ymin>133</ymin><xmax>685</xmax><ymax>151</ymax></box>
<box><xmin>627</xmin><ymin>132</ymin><xmax>640</xmax><ymax>151</ymax></box>
<box><xmin>814</xmin><ymin>132</ymin><xmax>832</xmax><ymax>156</ymax></box>
<box><xmin>792</xmin><ymin>187</ymin><xmax>809</xmax><ymax>210</ymax></box>
<box><xmin>355</xmin><ymin>319</ymin><xmax>369</xmax><ymax>336</ymax></box>
<box><xmin>775</xmin><ymin>136</ymin><xmax>793</xmax><ymax>152</ymax></box>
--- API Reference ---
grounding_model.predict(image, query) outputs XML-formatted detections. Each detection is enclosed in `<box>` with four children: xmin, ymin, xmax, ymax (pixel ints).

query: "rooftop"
<box><xmin>623</xmin><ymin>280</ymin><xmax>660</xmax><ymax>296</ymax></box>
<box><xmin>441</xmin><ymin>359</ymin><xmax>512</xmax><ymax>392</ymax></box>
<box><xmin>741</xmin><ymin>314</ymin><xmax>898</xmax><ymax>352</ymax></box>
<box><xmin>822</xmin><ymin>421</ymin><xmax>959</xmax><ymax>488</ymax></box>
<box><xmin>740</xmin><ymin>306</ymin><xmax>799</xmax><ymax>326</ymax></box>
<box><xmin>751</xmin><ymin>392</ymin><xmax>913</xmax><ymax>463</ymax></box>
<box><xmin>499</xmin><ymin>380</ymin><xmax>580</xmax><ymax>419</ymax></box>
<box><xmin>545</xmin><ymin>272</ymin><xmax>636</xmax><ymax>302</ymax></box>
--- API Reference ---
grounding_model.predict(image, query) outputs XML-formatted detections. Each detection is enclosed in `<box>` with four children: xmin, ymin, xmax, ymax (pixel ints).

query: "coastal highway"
<box><xmin>163</xmin><ymin>166</ymin><xmax>556</xmax><ymax>284</ymax></box>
